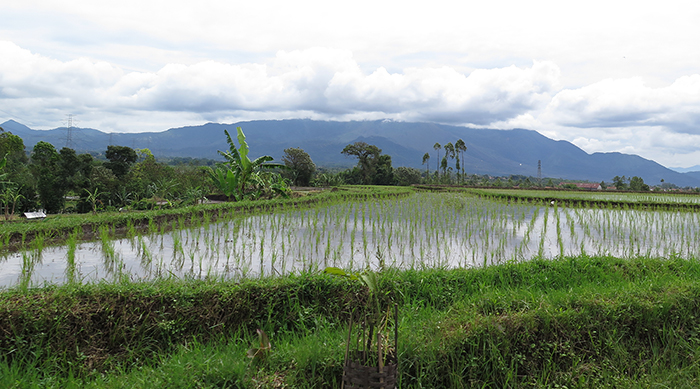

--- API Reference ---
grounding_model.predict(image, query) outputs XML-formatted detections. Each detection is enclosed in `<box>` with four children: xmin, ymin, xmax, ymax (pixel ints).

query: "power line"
<box><xmin>0</xmin><ymin>108</ymin><xmax>39</xmax><ymax>128</ymax></box>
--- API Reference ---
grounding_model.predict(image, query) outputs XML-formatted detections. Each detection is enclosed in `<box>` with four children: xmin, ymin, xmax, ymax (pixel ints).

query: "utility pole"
<box><xmin>537</xmin><ymin>160</ymin><xmax>542</xmax><ymax>186</ymax></box>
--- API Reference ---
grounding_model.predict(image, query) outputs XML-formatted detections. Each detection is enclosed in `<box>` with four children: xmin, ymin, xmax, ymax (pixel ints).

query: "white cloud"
<box><xmin>325</xmin><ymin>60</ymin><xmax>561</xmax><ymax>124</ymax></box>
<box><xmin>545</xmin><ymin>75</ymin><xmax>700</xmax><ymax>134</ymax></box>
<box><xmin>0</xmin><ymin>41</ymin><xmax>123</xmax><ymax>105</ymax></box>
<box><xmin>2</xmin><ymin>34</ymin><xmax>700</xmax><ymax>168</ymax></box>
<box><xmin>0</xmin><ymin>43</ymin><xmax>562</xmax><ymax>129</ymax></box>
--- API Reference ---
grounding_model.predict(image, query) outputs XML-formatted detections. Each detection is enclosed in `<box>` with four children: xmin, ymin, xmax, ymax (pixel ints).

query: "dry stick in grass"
<box><xmin>378</xmin><ymin>332</ymin><xmax>384</xmax><ymax>384</ymax></box>
<box><xmin>342</xmin><ymin>315</ymin><xmax>353</xmax><ymax>389</ymax></box>
<box><xmin>394</xmin><ymin>303</ymin><xmax>399</xmax><ymax>380</ymax></box>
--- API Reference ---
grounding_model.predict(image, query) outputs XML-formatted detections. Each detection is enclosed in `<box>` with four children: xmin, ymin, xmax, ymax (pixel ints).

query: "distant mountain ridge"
<box><xmin>2</xmin><ymin>119</ymin><xmax>699</xmax><ymax>187</ymax></box>
<box><xmin>670</xmin><ymin>165</ymin><xmax>700</xmax><ymax>173</ymax></box>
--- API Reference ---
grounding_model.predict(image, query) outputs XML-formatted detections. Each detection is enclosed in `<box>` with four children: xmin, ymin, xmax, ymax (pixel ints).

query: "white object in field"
<box><xmin>23</xmin><ymin>210</ymin><xmax>47</xmax><ymax>219</ymax></box>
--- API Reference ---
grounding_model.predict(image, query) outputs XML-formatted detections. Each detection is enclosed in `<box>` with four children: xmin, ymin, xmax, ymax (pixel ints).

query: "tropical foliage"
<box><xmin>208</xmin><ymin>127</ymin><xmax>290</xmax><ymax>201</ymax></box>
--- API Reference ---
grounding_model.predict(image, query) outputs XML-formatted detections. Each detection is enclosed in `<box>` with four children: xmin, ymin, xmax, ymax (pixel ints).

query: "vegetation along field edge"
<box><xmin>2</xmin><ymin>254</ymin><xmax>700</xmax><ymax>387</ymax></box>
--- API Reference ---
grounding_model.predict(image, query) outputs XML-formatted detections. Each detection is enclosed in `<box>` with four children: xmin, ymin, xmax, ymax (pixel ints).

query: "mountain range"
<box><xmin>2</xmin><ymin>119</ymin><xmax>699</xmax><ymax>187</ymax></box>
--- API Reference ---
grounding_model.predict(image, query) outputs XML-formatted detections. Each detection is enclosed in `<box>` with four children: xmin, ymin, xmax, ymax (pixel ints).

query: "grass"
<box><xmin>2</xmin><ymin>254</ymin><xmax>700</xmax><ymax>387</ymax></box>
<box><xmin>469</xmin><ymin>188</ymin><xmax>700</xmax><ymax>210</ymax></box>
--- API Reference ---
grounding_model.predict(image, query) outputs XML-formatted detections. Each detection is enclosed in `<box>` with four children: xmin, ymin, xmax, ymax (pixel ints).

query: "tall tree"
<box><xmin>440</xmin><ymin>156</ymin><xmax>448</xmax><ymax>177</ymax></box>
<box><xmin>443</xmin><ymin>142</ymin><xmax>455</xmax><ymax>161</ymax></box>
<box><xmin>433</xmin><ymin>143</ymin><xmax>441</xmax><ymax>177</ymax></box>
<box><xmin>0</xmin><ymin>129</ymin><xmax>35</xmax><ymax>212</ymax></box>
<box><xmin>31</xmin><ymin>141</ymin><xmax>64</xmax><ymax>213</ymax></box>
<box><xmin>282</xmin><ymin>147</ymin><xmax>316</xmax><ymax>187</ymax></box>
<box><xmin>443</xmin><ymin>142</ymin><xmax>455</xmax><ymax>181</ymax></box>
<box><xmin>422</xmin><ymin>152</ymin><xmax>430</xmax><ymax>178</ymax></box>
<box><xmin>1</xmin><ymin>152</ymin><xmax>24</xmax><ymax>219</ymax></box>
<box><xmin>455</xmin><ymin>139</ymin><xmax>467</xmax><ymax>183</ymax></box>
<box><xmin>372</xmin><ymin>154</ymin><xmax>394</xmax><ymax>186</ymax></box>
<box><xmin>104</xmin><ymin>145</ymin><xmax>137</xmax><ymax>179</ymax></box>
<box><xmin>57</xmin><ymin>147</ymin><xmax>93</xmax><ymax>196</ymax></box>
<box><xmin>612</xmin><ymin>175</ymin><xmax>627</xmax><ymax>190</ymax></box>
<box><xmin>629</xmin><ymin>176</ymin><xmax>649</xmax><ymax>191</ymax></box>
<box><xmin>0</xmin><ymin>129</ymin><xmax>28</xmax><ymax>171</ymax></box>
<box><xmin>341</xmin><ymin>142</ymin><xmax>382</xmax><ymax>185</ymax></box>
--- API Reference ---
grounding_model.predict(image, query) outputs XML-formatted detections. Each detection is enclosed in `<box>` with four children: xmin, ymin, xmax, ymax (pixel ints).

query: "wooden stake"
<box><xmin>342</xmin><ymin>315</ymin><xmax>353</xmax><ymax>389</ymax></box>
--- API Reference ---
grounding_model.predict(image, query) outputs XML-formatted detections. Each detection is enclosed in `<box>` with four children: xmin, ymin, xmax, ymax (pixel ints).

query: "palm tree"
<box><xmin>422</xmin><ymin>152</ymin><xmax>430</xmax><ymax>181</ymax></box>
<box><xmin>443</xmin><ymin>142</ymin><xmax>455</xmax><ymax>182</ymax></box>
<box><xmin>433</xmin><ymin>143</ymin><xmax>441</xmax><ymax>178</ymax></box>
<box><xmin>455</xmin><ymin>139</ymin><xmax>467</xmax><ymax>183</ymax></box>
<box><xmin>440</xmin><ymin>156</ymin><xmax>448</xmax><ymax>179</ymax></box>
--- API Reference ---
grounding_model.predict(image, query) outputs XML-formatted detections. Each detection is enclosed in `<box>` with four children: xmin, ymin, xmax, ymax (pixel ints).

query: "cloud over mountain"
<box><xmin>2</xmin><ymin>43</ymin><xmax>561</xmax><ymax>124</ymax></box>
<box><xmin>1</xmin><ymin>40</ymin><xmax>699</xmax><ymax>168</ymax></box>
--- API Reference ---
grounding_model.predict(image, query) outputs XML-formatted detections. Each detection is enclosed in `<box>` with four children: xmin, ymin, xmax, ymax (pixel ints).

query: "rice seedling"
<box><xmin>148</xmin><ymin>217</ymin><xmax>157</xmax><ymax>235</ymax></box>
<box><xmin>65</xmin><ymin>229</ymin><xmax>79</xmax><ymax>284</ymax></box>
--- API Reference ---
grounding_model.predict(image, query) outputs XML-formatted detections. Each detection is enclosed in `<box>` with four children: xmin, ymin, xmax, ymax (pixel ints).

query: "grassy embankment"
<box><xmin>468</xmin><ymin>188</ymin><xmax>700</xmax><ymax>211</ymax></box>
<box><xmin>2</xmin><ymin>255</ymin><xmax>700</xmax><ymax>388</ymax></box>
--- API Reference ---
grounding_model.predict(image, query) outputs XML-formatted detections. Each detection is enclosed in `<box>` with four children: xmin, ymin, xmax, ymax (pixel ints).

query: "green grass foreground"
<box><xmin>2</xmin><ymin>255</ymin><xmax>700</xmax><ymax>388</ymax></box>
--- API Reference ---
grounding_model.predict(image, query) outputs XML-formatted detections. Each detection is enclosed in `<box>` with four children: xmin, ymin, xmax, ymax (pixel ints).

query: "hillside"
<box><xmin>2</xmin><ymin>119</ymin><xmax>699</xmax><ymax>187</ymax></box>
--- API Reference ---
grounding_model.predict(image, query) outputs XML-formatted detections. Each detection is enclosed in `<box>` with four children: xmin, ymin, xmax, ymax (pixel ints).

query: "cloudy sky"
<box><xmin>1</xmin><ymin>0</ymin><xmax>699</xmax><ymax>168</ymax></box>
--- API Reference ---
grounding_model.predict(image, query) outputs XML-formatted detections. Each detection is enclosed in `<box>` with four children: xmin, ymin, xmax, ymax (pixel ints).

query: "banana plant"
<box><xmin>325</xmin><ymin>267</ymin><xmax>381</xmax><ymax>320</ymax></box>
<box><xmin>84</xmin><ymin>187</ymin><xmax>105</xmax><ymax>215</ymax></box>
<box><xmin>208</xmin><ymin>166</ymin><xmax>240</xmax><ymax>200</ymax></box>
<box><xmin>325</xmin><ymin>267</ymin><xmax>395</xmax><ymax>370</ymax></box>
<box><xmin>1</xmin><ymin>185</ymin><xmax>23</xmax><ymax>220</ymax></box>
<box><xmin>209</xmin><ymin>127</ymin><xmax>287</xmax><ymax>201</ymax></box>
<box><xmin>0</xmin><ymin>154</ymin><xmax>23</xmax><ymax>219</ymax></box>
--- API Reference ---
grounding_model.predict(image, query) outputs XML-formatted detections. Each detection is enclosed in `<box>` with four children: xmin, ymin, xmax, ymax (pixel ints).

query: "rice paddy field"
<box><xmin>2</xmin><ymin>187</ymin><xmax>700</xmax><ymax>388</ymax></box>
<box><xmin>2</xmin><ymin>190</ymin><xmax>700</xmax><ymax>288</ymax></box>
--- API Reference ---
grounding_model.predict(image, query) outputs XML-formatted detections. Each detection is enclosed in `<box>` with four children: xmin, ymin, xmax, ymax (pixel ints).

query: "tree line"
<box><xmin>611</xmin><ymin>175</ymin><xmax>650</xmax><ymax>191</ymax></box>
<box><xmin>0</xmin><ymin>127</ymin><xmax>213</xmax><ymax>216</ymax></box>
<box><xmin>4</xmin><ymin>124</ymin><xmax>667</xmax><ymax>218</ymax></box>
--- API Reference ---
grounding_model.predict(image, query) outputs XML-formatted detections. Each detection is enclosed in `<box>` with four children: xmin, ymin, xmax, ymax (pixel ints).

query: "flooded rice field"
<box><xmin>2</xmin><ymin>192</ymin><xmax>700</xmax><ymax>288</ymax></box>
